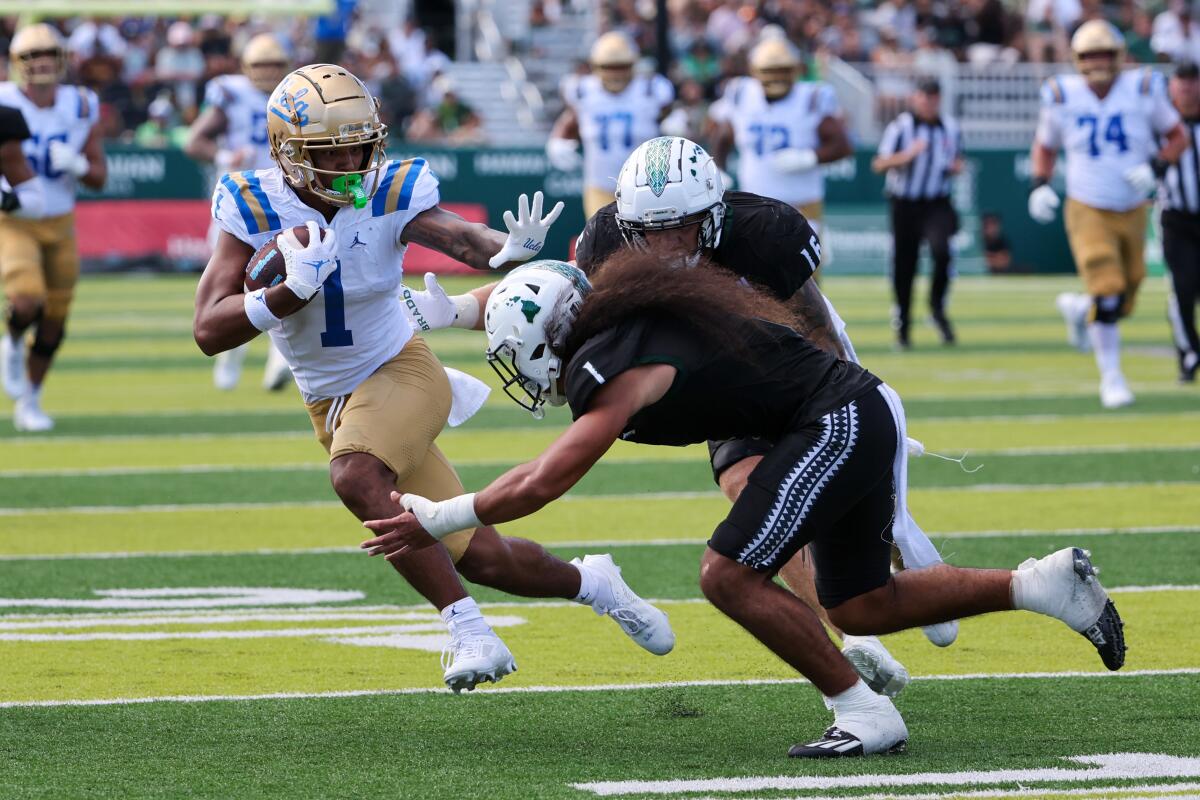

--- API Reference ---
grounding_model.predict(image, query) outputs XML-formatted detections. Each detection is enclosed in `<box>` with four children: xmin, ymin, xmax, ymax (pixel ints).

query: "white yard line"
<box><xmin>2</xmin><ymin>442</ymin><xmax>1197</xmax><ymax>477</ymax></box>
<box><xmin>0</xmin><ymin>528</ymin><xmax>1196</xmax><ymax>562</ymax></box>
<box><xmin>0</xmin><ymin>668</ymin><xmax>1195</xmax><ymax>710</ymax></box>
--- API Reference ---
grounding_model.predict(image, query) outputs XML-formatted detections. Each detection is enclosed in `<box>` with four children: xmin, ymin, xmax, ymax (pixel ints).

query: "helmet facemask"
<box><xmin>753</xmin><ymin>66</ymin><xmax>797</xmax><ymax>100</ymax></box>
<box><xmin>1078</xmin><ymin>51</ymin><xmax>1119</xmax><ymax>89</ymax></box>
<box><xmin>616</xmin><ymin>203</ymin><xmax>725</xmax><ymax>261</ymax></box>
<box><xmin>596</xmin><ymin>64</ymin><xmax>634</xmax><ymax>94</ymax></box>
<box><xmin>247</xmin><ymin>60</ymin><xmax>290</xmax><ymax>94</ymax></box>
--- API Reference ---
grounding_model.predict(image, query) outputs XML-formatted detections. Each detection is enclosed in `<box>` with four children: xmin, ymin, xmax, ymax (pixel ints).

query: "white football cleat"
<box><xmin>574</xmin><ymin>553</ymin><xmax>675</xmax><ymax>655</ymax></box>
<box><xmin>14</xmin><ymin>394</ymin><xmax>53</xmax><ymax>432</ymax></box>
<box><xmin>213</xmin><ymin>343</ymin><xmax>248</xmax><ymax>391</ymax></box>
<box><xmin>261</xmin><ymin>343</ymin><xmax>293</xmax><ymax>391</ymax></box>
<box><xmin>1055</xmin><ymin>292</ymin><xmax>1091</xmax><ymax>353</ymax></box>
<box><xmin>789</xmin><ymin>695</ymin><xmax>908</xmax><ymax>758</ymax></box>
<box><xmin>441</xmin><ymin>631</ymin><xmax>517</xmax><ymax>693</ymax></box>
<box><xmin>1099</xmin><ymin>374</ymin><xmax>1134</xmax><ymax>409</ymax></box>
<box><xmin>841</xmin><ymin>635</ymin><xmax>910</xmax><ymax>698</ymax></box>
<box><xmin>1013</xmin><ymin>547</ymin><xmax>1125</xmax><ymax>670</ymax></box>
<box><xmin>921</xmin><ymin>620</ymin><xmax>958</xmax><ymax>647</ymax></box>
<box><xmin>1</xmin><ymin>334</ymin><xmax>27</xmax><ymax>400</ymax></box>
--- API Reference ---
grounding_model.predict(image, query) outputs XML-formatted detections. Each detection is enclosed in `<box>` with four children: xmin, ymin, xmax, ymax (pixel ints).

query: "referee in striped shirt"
<box><xmin>872</xmin><ymin>78</ymin><xmax>964</xmax><ymax>349</ymax></box>
<box><xmin>1161</xmin><ymin>62</ymin><xmax>1200</xmax><ymax>383</ymax></box>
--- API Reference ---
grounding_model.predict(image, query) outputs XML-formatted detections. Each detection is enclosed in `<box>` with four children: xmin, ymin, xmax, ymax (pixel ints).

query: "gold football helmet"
<box><xmin>590</xmin><ymin>32</ymin><xmax>637</xmax><ymax>94</ymax></box>
<box><xmin>750</xmin><ymin>37</ymin><xmax>801</xmax><ymax>100</ymax></box>
<box><xmin>267</xmin><ymin>64</ymin><xmax>389</xmax><ymax>207</ymax></box>
<box><xmin>242</xmin><ymin>34</ymin><xmax>290</xmax><ymax>95</ymax></box>
<box><xmin>9</xmin><ymin>23</ymin><xmax>66</xmax><ymax>88</ymax></box>
<box><xmin>1071</xmin><ymin>20</ymin><xmax>1125</xmax><ymax>89</ymax></box>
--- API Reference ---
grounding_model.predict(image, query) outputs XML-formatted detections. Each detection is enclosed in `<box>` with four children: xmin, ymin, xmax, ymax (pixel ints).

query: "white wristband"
<box><xmin>243</xmin><ymin>288</ymin><xmax>283</xmax><ymax>332</ymax></box>
<box><xmin>409</xmin><ymin>493</ymin><xmax>481</xmax><ymax>540</ymax></box>
<box><xmin>450</xmin><ymin>294</ymin><xmax>480</xmax><ymax>329</ymax></box>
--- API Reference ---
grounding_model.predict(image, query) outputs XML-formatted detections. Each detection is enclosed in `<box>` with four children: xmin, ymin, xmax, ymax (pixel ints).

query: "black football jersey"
<box><xmin>563</xmin><ymin>312</ymin><xmax>880</xmax><ymax>446</ymax></box>
<box><xmin>0</xmin><ymin>105</ymin><xmax>30</xmax><ymax>144</ymax></box>
<box><xmin>574</xmin><ymin>191</ymin><xmax>819</xmax><ymax>301</ymax></box>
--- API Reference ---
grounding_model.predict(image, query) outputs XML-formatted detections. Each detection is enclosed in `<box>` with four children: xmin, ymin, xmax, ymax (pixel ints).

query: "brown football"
<box><xmin>244</xmin><ymin>225</ymin><xmax>318</xmax><ymax>291</ymax></box>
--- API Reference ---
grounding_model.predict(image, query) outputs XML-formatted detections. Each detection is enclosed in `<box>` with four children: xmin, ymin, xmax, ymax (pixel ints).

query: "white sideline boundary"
<box><xmin>0</xmin><ymin>526</ymin><xmax>1196</xmax><ymax>562</ymax></box>
<box><xmin>1</xmin><ymin>668</ymin><xmax>1196</xmax><ymax>710</ymax></box>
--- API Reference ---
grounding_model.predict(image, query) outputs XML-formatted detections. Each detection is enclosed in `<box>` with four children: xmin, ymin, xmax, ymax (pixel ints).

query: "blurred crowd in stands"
<box><xmin>0</xmin><ymin>6</ymin><xmax>477</xmax><ymax>147</ymax></box>
<box><xmin>4</xmin><ymin>1</ymin><xmax>1200</xmax><ymax>147</ymax></box>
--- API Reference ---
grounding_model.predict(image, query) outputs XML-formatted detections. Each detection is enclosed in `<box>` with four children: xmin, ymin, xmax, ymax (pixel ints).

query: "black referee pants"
<box><xmin>1162</xmin><ymin>211</ymin><xmax>1200</xmax><ymax>367</ymax></box>
<box><xmin>889</xmin><ymin>197</ymin><xmax>958</xmax><ymax>331</ymax></box>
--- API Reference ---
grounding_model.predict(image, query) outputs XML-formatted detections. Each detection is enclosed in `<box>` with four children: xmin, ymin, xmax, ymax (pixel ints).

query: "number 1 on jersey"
<box><xmin>320</xmin><ymin>261</ymin><xmax>354</xmax><ymax>348</ymax></box>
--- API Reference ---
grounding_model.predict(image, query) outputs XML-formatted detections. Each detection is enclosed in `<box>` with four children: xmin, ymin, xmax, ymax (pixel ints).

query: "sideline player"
<box><xmin>360</xmin><ymin>256</ymin><xmax>1126</xmax><ymax>758</ymax></box>
<box><xmin>709</xmin><ymin>35</ymin><xmax>852</xmax><ymax>261</ymax></box>
<box><xmin>401</xmin><ymin>137</ymin><xmax>957</xmax><ymax>698</ymax></box>
<box><xmin>193</xmin><ymin>65</ymin><xmax>672</xmax><ymax>692</ymax></box>
<box><xmin>1029</xmin><ymin>20</ymin><xmax>1187</xmax><ymax>408</ymax></box>
<box><xmin>1159</xmin><ymin>62</ymin><xmax>1200</xmax><ymax>384</ymax></box>
<box><xmin>0</xmin><ymin>23</ymin><xmax>105</xmax><ymax>431</ymax></box>
<box><xmin>185</xmin><ymin>33</ymin><xmax>294</xmax><ymax>392</ymax></box>
<box><xmin>545</xmin><ymin>32</ymin><xmax>674</xmax><ymax>218</ymax></box>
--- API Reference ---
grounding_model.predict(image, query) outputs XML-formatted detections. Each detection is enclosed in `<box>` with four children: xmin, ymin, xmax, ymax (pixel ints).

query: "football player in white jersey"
<box><xmin>0</xmin><ymin>23</ymin><xmax>105</xmax><ymax>431</ymax></box>
<box><xmin>186</xmin><ymin>34</ymin><xmax>293</xmax><ymax>393</ymax></box>
<box><xmin>194</xmin><ymin>65</ymin><xmax>673</xmax><ymax>692</ymax></box>
<box><xmin>709</xmin><ymin>36</ymin><xmax>851</xmax><ymax>251</ymax></box>
<box><xmin>545</xmin><ymin>32</ymin><xmax>674</xmax><ymax>218</ymax></box>
<box><xmin>1029</xmin><ymin>20</ymin><xmax>1187</xmax><ymax>408</ymax></box>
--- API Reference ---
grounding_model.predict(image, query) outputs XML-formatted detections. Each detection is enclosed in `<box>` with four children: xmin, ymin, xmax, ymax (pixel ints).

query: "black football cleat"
<box><xmin>788</xmin><ymin>726</ymin><xmax>907</xmax><ymax>759</ymax></box>
<box><xmin>1081</xmin><ymin>597</ymin><xmax>1126</xmax><ymax>671</ymax></box>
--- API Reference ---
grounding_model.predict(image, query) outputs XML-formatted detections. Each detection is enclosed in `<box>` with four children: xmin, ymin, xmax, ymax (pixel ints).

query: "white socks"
<box><xmin>1088</xmin><ymin>321</ymin><xmax>1122</xmax><ymax>381</ymax></box>
<box><xmin>825</xmin><ymin>678</ymin><xmax>882</xmax><ymax>714</ymax></box>
<box><xmin>440</xmin><ymin>597</ymin><xmax>491</xmax><ymax>637</ymax></box>
<box><xmin>572</xmin><ymin>561</ymin><xmax>614</xmax><ymax>611</ymax></box>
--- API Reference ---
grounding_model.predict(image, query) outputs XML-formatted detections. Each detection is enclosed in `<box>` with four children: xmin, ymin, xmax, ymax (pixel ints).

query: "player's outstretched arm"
<box><xmin>405</xmin><ymin>191</ymin><xmax>564</xmax><ymax>270</ymax></box>
<box><xmin>359</xmin><ymin>364</ymin><xmax>675</xmax><ymax>560</ymax></box>
<box><xmin>193</xmin><ymin>230</ymin><xmax>306</xmax><ymax>356</ymax></box>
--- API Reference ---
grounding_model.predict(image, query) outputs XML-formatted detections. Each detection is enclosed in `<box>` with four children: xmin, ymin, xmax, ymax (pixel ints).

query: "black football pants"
<box><xmin>889</xmin><ymin>197</ymin><xmax>958</xmax><ymax>329</ymax></box>
<box><xmin>1162</xmin><ymin>211</ymin><xmax>1200</xmax><ymax>366</ymax></box>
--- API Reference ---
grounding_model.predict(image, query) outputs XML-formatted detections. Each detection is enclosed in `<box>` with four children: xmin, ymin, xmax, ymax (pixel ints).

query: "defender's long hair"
<box><xmin>547</xmin><ymin>249</ymin><xmax>798</xmax><ymax>365</ymax></box>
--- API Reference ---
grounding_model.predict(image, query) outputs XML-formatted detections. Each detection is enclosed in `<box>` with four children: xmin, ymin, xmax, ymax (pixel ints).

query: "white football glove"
<box><xmin>400</xmin><ymin>272</ymin><xmax>457</xmax><ymax>332</ymax></box>
<box><xmin>545</xmin><ymin>137</ymin><xmax>582</xmax><ymax>171</ymax></box>
<box><xmin>279</xmin><ymin>220</ymin><xmax>340</xmax><ymax>300</ymax></box>
<box><xmin>769</xmin><ymin>148</ymin><xmax>819</xmax><ymax>173</ymax></box>
<box><xmin>48</xmin><ymin>141</ymin><xmax>89</xmax><ymax>178</ymax></box>
<box><xmin>488</xmin><ymin>191</ymin><xmax>564</xmax><ymax>269</ymax></box>
<box><xmin>1124</xmin><ymin>163</ymin><xmax>1158</xmax><ymax>196</ymax></box>
<box><xmin>399</xmin><ymin>492</ymin><xmax>481</xmax><ymax>540</ymax></box>
<box><xmin>1028</xmin><ymin>184</ymin><xmax>1060</xmax><ymax>224</ymax></box>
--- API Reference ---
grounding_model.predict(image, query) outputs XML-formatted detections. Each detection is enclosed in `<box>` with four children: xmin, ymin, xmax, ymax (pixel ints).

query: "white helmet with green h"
<box><xmin>615</xmin><ymin>136</ymin><xmax>726</xmax><ymax>252</ymax></box>
<box><xmin>485</xmin><ymin>260</ymin><xmax>592</xmax><ymax>418</ymax></box>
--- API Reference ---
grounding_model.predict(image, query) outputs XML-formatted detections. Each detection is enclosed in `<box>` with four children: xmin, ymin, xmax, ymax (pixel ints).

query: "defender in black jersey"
<box><xmin>362</xmin><ymin>258</ymin><xmax>1127</xmax><ymax>760</ymax></box>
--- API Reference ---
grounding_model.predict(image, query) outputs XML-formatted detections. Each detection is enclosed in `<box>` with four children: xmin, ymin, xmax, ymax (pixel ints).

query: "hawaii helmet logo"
<box><xmin>644</xmin><ymin>136</ymin><xmax>673</xmax><ymax>197</ymax></box>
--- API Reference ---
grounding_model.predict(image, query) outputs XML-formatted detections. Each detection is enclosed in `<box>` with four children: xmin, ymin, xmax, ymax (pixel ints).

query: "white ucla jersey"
<box><xmin>714</xmin><ymin>78</ymin><xmax>840</xmax><ymax>205</ymax></box>
<box><xmin>211</xmin><ymin>159</ymin><xmax>439</xmax><ymax>401</ymax></box>
<box><xmin>1036</xmin><ymin>69</ymin><xmax>1181</xmax><ymax>212</ymax></box>
<box><xmin>563</xmin><ymin>73</ymin><xmax>674</xmax><ymax>190</ymax></box>
<box><xmin>0</xmin><ymin>82</ymin><xmax>98</xmax><ymax>217</ymax></box>
<box><xmin>203</xmin><ymin>74</ymin><xmax>273</xmax><ymax>170</ymax></box>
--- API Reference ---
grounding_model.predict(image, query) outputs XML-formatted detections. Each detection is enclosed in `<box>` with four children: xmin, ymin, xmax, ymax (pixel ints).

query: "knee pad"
<box><xmin>6</xmin><ymin>302</ymin><xmax>42</xmax><ymax>333</ymax></box>
<box><xmin>1093</xmin><ymin>294</ymin><xmax>1123</xmax><ymax>324</ymax></box>
<box><xmin>30</xmin><ymin>321</ymin><xmax>64</xmax><ymax>359</ymax></box>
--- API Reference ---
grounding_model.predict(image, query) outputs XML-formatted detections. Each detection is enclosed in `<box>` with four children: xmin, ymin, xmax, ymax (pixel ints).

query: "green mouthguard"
<box><xmin>332</xmin><ymin>174</ymin><xmax>368</xmax><ymax>209</ymax></box>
